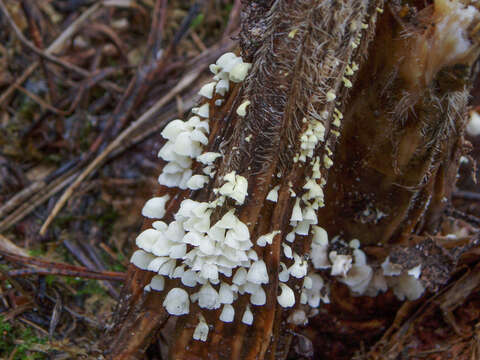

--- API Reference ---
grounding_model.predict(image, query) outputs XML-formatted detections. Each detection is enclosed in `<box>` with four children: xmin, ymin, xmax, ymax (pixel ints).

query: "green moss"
<box><xmin>77</xmin><ymin>280</ymin><xmax>107</xmax><ymax>297</ymax></box>
<box><xmin>191</xmin><ymin>13</ymin><xmax>204</xmax><ymax>29</ymax></box>
<box><xmin>0</xmin><ymin>315</ymin><xmax>47</xmax><ymax>359</ymax></box>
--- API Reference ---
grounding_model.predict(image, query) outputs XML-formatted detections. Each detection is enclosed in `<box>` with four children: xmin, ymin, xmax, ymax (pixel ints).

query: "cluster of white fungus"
<box><xmin>308</xmin><ymin>230</ymin><xmax>425</xmax><ymax>301</ymax></box>
<box><xmin>131</xmin><ymin>52</ymin><xmax>276</xmax><ymax>342</ymax></box>
<box><xmin>155</xmin><ymin>52</ymin><xmax>252</xmax><ymax>192</ymax></box>
<box><xmin>131</xmin><ymin>46</ymin><xmax>427</xmax><ymax>343</ymax></box>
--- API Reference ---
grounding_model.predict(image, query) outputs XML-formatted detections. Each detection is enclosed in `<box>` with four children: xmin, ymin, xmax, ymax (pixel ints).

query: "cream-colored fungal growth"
<box><xmin>218</xmin><ymin>171</ymin><xmax>248</xmax><ymax>204</ymax></box>
<box><xmin>193</xmin><ymin>315</ymin><xmax>209</xmax><ymax>342</ymax></box>
<box><xmin>310</xmin><ymin>226</ymin><xmax>330</xmax><ymax>269</ymax></box>
<box><xmin>287</xmin><ymin>310</ymin><xmax>307</xmax><ymax>325</ymax></box>
<box><xmin>130</xmin><ymin>52</ymin><xmax>256</xmax><ymax>341</ymax></box>
<box><xmin>338</xmin><ymin>260</ymin><xmax>373</xmax><ymax>294</ymax></box>
<box><xmin>230</xmin><ymin>63</ymin><xmax>252</xmax><ymax>82</ymax></box>
<box><xmin>236</xmin><ymin>100</ymin><xmax>251</xmax><ymax>117</ymax></box>
<box><xmin>290</xmin><ymin>198</ymin><xmax>303</xmax><ymax>222</ymax></box>
<box><xmin>163</xmin><ymin>288</ymin><xmax>190</xmax><ymax>315</ymax></box>
<box><xmin>219</xmin><ymin>304</ymin><xmax>235</xmax><ymax>322</ymax></box>
<box><xmin>296</xmin><ymin>118</ymin><xmax>326</xmax><ymax>162</ymax></box>
<box><xmin>141</xmin><ymin>195</ymin><xmax>170</xmax><ymax>219</ymax></box>
<box><xmin>266</xmin><ymin>185</ymin><xmax>280</xmax><ymax>202</ymax></box>
<box><xmin>289</xmin><ymin>253</ymin><xmax>308</xmax><ymax>278</ymax></box>
<box><xmin>197</xmin><ymin>152</ymin><xmax>222</xmax><ymax>165</ymax></box>
<box><xmin>342</xmin><ymin>77</ymin><xmax>353</xmax><ymax>88</ymax></box>
<box><xmin>381</xmin><ymin>257</ymin><xmax>402</xmax><ymax>276</ymax></box>
<box><xmin>257</xmin><ymin>230</ymin><xmax>281</xmax><ymax>247</ymax></box>
<box><xmin>136</xmin><ymin>229</ymin><xmax>160</xmax><ymax>252</ymax></box>
<box><xmin>388</xmin><ymin>273</ymin><xmax>425</xmax><ymax>301</ymax></box>
<box><xmin>157</xmin><ymin>116</ymin><xmax>209</xmax><ymax>189</ymax></box>
<box><xmin>329</xmin><ymin>251</ymin><xmax>353</xmax><ymax>277</ymax></box>
<box><xmin>241</xmin><ymin>305</ymin><xmax>254</xmax><ymax>325</ymax></box>
<box><xmin>198</xmin><ymin>82</ymin><xmax>216</xmax><ymax>99</ymax></box>
<box><xmin>326</xmin><ymin>90</ymin><xmax>336</xmax><ymax>102</ymax></box>
<box><xmin>247</xmin><ymin>260</ymin><xmax>269</xmax><ymax>284</ymax></box>
<box><xmin>277</xmin><ymin>283</ymin><xmax>295</xmax><ymax>308</ymax></box>
<box><xmin>186</xmin><ymin>174</ymin><xmax>209</xmax><ymax>190</ymax></box>
<box><xmin>408</xmin><ymin>265</ymin><xmax>422</xmax><ymax>279</ymax></box>
<box><xmin>192</xmin><ymin>103</ymin><xmax>209</xmax><ymax>118</ymax></box>
<box><xmin>130</xmin><ymin>250</ymin><xmax>156</xmax><ymax>270</ymax></box>
<box><xmin>314</xmin><ymin>238</ymin><xmax>425</xmax><ymax>300</ymax></box>
<box><xmin>216</xmin><ymin>79</ymin><xmax>229</xmax><ymax>96</ymax></box>
<box><xmin>301</xmin><ymin>273</ymin><xmax>328</xmax><ymax>307</ymax></box>
<box><xmin>467</xmin><ymin>111</ymin><xmax>480</xmax><ymax>136</ymax></box>
<box><xmin>323</xmin><ymin>155</ymin><xmax>333</xmax><ymax>169</ymax></box>
<box><xmin>146</xmin><ymin>275</ymin><xmax>165</xmax><ymax>292</ymax></box>
<box><xmin>279</xmin><ymin>262</ymin><xmax>289</xmax><ymax>282</ymax></box>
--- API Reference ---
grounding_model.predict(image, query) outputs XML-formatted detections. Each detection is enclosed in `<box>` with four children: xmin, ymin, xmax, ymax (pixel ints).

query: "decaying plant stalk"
<box><xmin>101</xmin><ymin>1</ymin><xmax>480</xmax><ymax>359</ymax></box>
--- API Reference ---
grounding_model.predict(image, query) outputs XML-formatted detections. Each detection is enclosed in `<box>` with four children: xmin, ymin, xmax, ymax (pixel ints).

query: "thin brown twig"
<box><xmin>0</xmin><ymin>2</ymin><xmax>101</xmax><ymax>107</ymax></box>
<box><xmin>0</xmin><ymin>0</ymin><xmax>121</xmax><ymax>92</ymax></box>
<box><xmin>4</xmin><ymin>268</ymin><xmax>125</xmax><ymax>282</ymax></box>
<box><xmin>14</xmin><ymin>84</ymin><xmax>69</xmax><ymax>115</ymax></box>
<box><xmin>0</xmin><ymin>250</ymin><xmax>126</xmax><ymax>282</ymax></box>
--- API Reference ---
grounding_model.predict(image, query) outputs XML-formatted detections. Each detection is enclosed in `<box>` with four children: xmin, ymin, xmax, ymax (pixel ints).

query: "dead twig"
<box><xmin>0</xmin><ymin>0</ymin><xmax>122</xmax><ymax>94</ymax></box>
<box><xmin>0</xmin><ymin>250</ymin><xmax>126</xmax><ymax>282</ymax></box>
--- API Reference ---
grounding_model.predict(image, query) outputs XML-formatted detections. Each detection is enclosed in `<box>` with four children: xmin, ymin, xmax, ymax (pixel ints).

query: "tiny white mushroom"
<box><xmin>141</xmin><ymin>195</ymin><xmax>170</xmax><ymax>219</ymax></box>
<box><xmin>467</xmin><ymin>111</ymin><xmax>480</xmax><ymax>136</ymax></box>
<box><xmin>277</xmin><ymin>283</ymin><xmax>295</xmax><ymax>308</ymax></box>
<box><xmin>241</xmin><ymin>305</ymin><xmax>254</xmax><ymax>325</ymax></box>
<box><xmin>216</xmin><ymin>52</ymin><xmax>238</xmax><ymax>69</ymax></box>
<box><xmin>407</xmin><ymin>265</ymin><xmax>422</xmax><ymax>279</ymax></box>
<box><xmin>197</xmin><ymin>152</ymin><xmax>222</xmax><ymax>165</ymax></box>
<box><xmin>130</xmin><ymin>250</ymin><xmax>156</xmax><ymax>270</ymax></box>
<box><xmin>266</xmin><ymin>185</ymin><xmax>279</xmax><ymax>202</ymax></box>
<box><xmin>289</xmin><ymin>253</ymin><xmax>308</xmax><ymax>278</ymax></box>
<box><xmin>290</xmin><ymin>198</ymin><xmax>303</xmax><ymax>222</ymax></box>
<box><xmin>247</xmin><ymin>260</ymin><xmax>269</xmax><ymax>284</ymax></box>
<box><xmin>135</xmin><ymin>228</ymin><xmax>160</xmax><ymax>252</ymax></box>
<box><xmin>326</xmin><ymin>90</ymin><xmax>336</xmax><ymax>102</ymax></box>
<box><xmin>215</xmin><ymin>79</ymin><xmax>229</xmax><ymax>96</ymax></box>
<box><xmin>282</xmin><ymin>243</ymin><xmax>293</xmax><ymax>259</ymax></box>
<box><xmin>233</xmin><ymin>267</ymin><xmax>248</xmax><ymax>286</ymax></box>
<box><xmin>330</xmin><ymin>252</ymin><xmax>352</xmax><ymax>277</ymax></box>
<box><xmin>229</xmin><ymin>62</ymin><xmax>251</xmax><ymax>82</ymax></box>
<box><xmin>219</xmin><ymin>304</ymin><xmax>235</xmax><ymax>322</ymax></box>
<box><xmin>287</xmin><ymin>310</ymin><xmax>307</xmax><ymax>325</ymax></box>
<box><xmin>236</xmin><ymin>100</ymin><xmax>251</xmax><ymax>117</ymax></box>
<box><xmin>256</xmin><ymin>230</ymin><xmax>281</xmax><ymax>247</ymax></box>
<box><xmin>192</xmin><ymin>103</ymin><xmax>209</xmax><ymax>118</ymax></box>
<box><xmin>193</xmin><ymin>316</ymin><xmax>209</xmax><ymax>342</ymax></box>
<box><xmin>186</xmin><ymin>175</ymin><xmax>209</xmax><ymax>190</ymax></box>
<box><xmin>197</xmin><ymin>283</ymin><xmax>221</xmax><ymax>310</ymax></box>
<box><xmin>198</xmin><ymin>82</ymin><xmax>216</xmax><ymax>99</ymax></box>
<box><xmin>219</xmin><ymin>282</ymin><xmax>234</xmax><ymax>304</ymax></box>
<box><xmin>381</xmin><ymin>257</ymin><xmax>402</xmax><ymax>276</ymax></box>
<box><xmin>250</xmin><ymin>286</ymin><xmax>266</xmax><ymax>306</ymax></box>
<box><xmin>149</xmin><ymin>275</ymin><xmax>165</xmax><ymax>291</ymax></box>
<box><xmin>163</xmin><ymin>288</ymin><xmax>190</xmax><ymax>315</ymax></box>
<box><xmin>279</xmin><ymin>262</ymin><xmax>290</xmax><ymax>282</ymax></box>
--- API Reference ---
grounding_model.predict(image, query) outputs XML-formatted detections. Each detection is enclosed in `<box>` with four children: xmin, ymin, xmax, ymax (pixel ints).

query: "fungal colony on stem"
<box><xmin>130</xmin><ymin>45</ymin><xmax>425</xmax><ymax>343</ymax></box>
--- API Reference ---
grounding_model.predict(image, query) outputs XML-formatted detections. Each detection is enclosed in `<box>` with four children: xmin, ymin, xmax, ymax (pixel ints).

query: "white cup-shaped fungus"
<box><xmin>277</xmin><ymin>283</ymin><xmax>295</xmax><ymax>308</ymax></box>
<box><xmin>163</xmin><ymin>288</ymin><xmax>190</xmax><ymax>315</ymax></box>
